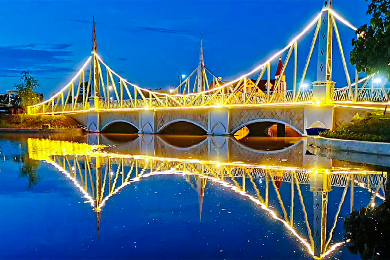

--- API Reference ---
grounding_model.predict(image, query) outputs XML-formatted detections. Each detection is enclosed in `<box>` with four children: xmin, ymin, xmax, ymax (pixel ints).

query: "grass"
<box><xmin>320</xmin><ymin>112</ymin><xmax>390</xmax><ymax>142</ymax></box>
<box><xmin>0</xmin><ymin>114</ymin><xmax>81</xmax><ymax>129</ymax></box>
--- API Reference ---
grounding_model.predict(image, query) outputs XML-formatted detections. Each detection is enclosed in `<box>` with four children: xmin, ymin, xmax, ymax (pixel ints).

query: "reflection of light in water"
<box><xmin>52</xmin><ymin>161</ymin><xmax>348</xmax><ymax>259</ymax></box>
<box><xmin>234</xmin><ymin>126</ymin><xmax>249</xmax><ymax>140</ymax></box>
<box><xmin>28</xmin><ymin>138</ymin><xmax>387</xmax><ymax>259</ymax></box>
<box><xmin>135</xmin><ymin>170</ymin><xmax>346</xmax><ymax>259</ymax></box>
<box><xmin>48</xmin><ymin>160</ymin><xmax>95</xmax><ymax>208</ymax></box>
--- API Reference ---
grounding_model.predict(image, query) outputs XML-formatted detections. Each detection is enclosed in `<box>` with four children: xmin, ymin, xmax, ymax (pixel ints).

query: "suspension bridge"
<box><xmin>27</xmin><ymin>1</ymin><xmax>388</xmax><ymax>135</ymax></box>
<box><xmin>27</xmin><ymin>137</ymin><xmax>387</xmax><ymax>259</ymax></box>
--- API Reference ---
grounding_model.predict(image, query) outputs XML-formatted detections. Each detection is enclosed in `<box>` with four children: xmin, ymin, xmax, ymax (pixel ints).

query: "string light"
<box><xmin>30</xmin><ymin>8</ymin><xmax>362</xmax><ymax>113</ymax></box>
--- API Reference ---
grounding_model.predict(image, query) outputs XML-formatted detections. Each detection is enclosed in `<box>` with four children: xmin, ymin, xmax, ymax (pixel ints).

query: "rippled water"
<box><xmin>0</xmin><ymin>133</ymin><xmax>387</xmax><ymax>259</ymax></box>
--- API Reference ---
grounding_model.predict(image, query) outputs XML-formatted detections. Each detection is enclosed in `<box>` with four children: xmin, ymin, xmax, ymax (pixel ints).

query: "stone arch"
<box><xmin>211</xmin><ymin>122</ymin><xmax>227</xmax><ymax>135</ymax></box>
<box><xmin>88</xmin><ymin>122</ymin><xmax>99</xmax><ymax>133</ymax></box>
<box><xmin>231</xmin><ymin>119</ymin><xmax>304</xmax><ymax>136</ymax></box>
<box><xmin>101</xmin><ymin>120</ymin><xmax>139</xmax><ymax>134</ymax></box>
<box><xmin>157</xmin><ymin>119</ymin><xmax>208</xmax><ymax>135</ymax></box>
<box><xmin>142</xmin><ymin>122</ymin><xmax>154</xmax><ymax>134</ymax></box>
<box><xmin>308</xmin><ymin>121</ymin><xmax>327</xmax><ymax>129</ymax></box>
<box><xmin>231</xmin><ymin>137</ymin><xmax>304</xmax><ymax>154</ymax></box>
<box><xmin>158</xmin><ymin>136</ymin><xmax>208</xmax><ymax>150</ymax></box>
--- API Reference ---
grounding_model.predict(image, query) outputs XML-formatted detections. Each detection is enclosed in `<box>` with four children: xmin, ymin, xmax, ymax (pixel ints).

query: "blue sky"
<box><xmin>0</xmin><ymin>0</ymin><xmax>370</xmax><ymax>97</ymax></box>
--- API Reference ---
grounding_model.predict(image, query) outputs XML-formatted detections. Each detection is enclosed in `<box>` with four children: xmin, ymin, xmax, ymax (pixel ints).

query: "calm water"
<box><xmin>0</xmin><ymin>133</ymin><xmax>387</xmax><ymax>260</ymax></box>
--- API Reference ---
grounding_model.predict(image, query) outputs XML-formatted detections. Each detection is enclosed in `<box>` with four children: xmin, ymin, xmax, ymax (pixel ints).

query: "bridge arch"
<box><xmin>231</xmin><ymin>119</ymin><xmax>304</xmax><ymax>136</ymax></box>
<box><xmin>158</xmin><ymin>119</ymin><xmax>208</xmax><ymax>135</ymax></box>
<box><xmin>308</xmin><ymin>121</ymin><xmax>327</xmax><ymax>129</ymax></box>
<box><xmin>101</xmin><ymin>120</ymin><xmax>139</xmax><ymax>134</ymax></box>
<box><xmin>157</xmin><ymin>136</ymin><xmax>208</xmax><ymax>150</ymax></box>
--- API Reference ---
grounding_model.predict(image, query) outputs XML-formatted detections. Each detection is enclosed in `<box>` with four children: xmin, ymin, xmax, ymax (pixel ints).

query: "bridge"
<box><xmin>27</xmin><ymin>137</ymin><xmax>387</xmax><ymax>259</ymax></box>
<box><xmin>27</xmin><ymin>1</ymin><xmax>388</xmax><ymax>135</ymax></box>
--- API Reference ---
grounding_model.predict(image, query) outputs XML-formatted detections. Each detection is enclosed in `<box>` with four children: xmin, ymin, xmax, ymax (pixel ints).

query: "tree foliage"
<box><xmin>14</xmin><ymin>71</ymin><xmax>40</xmax><ymax>108</ymax></box>
<box><xmin>351</xmin><ymin>0</ymin><xmax>390</xmax><ymax>79</ymax></box>
<box><xmin>344</xmin><ymin>179</ymin><xmax>390</xmax><ymax>260</ymax></box>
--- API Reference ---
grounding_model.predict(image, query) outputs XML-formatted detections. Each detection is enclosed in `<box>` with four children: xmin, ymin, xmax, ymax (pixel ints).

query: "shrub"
<box><xmin>320</xmin><ymin>112</ymin><xmax>390</xmax><ymax>142</ymax></box>
<box><xmin>0</xmin><ymin>115</ymin><xmax>80</xmax><ymax>129</ymax></box>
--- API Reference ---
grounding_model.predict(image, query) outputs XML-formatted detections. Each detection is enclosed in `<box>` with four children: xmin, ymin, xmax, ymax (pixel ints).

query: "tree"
<box><xmin>350</xmin><ymin>0</ymin><xmax>390</xmax><ymax>79</ymax></box>
<box><xmin>344</xmin><ymin>176</ymin><xmax>390</xmax><ymax>259</ymax></box>
<box><xmin>14</xmin><ymin>71</ymin><xmax>40</xmax><ymax>108</ymax></box>
<box><xmin>19</xmin><ymin>153</ymin><xmax>41</xmax><ymax>189</ymax></box>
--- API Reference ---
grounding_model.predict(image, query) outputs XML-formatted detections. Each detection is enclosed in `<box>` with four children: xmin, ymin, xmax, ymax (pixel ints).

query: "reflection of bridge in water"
<box><xmin>27</xmin><ymin>137</ymin><xmax>387</xmax><ymax>259</ymax></box>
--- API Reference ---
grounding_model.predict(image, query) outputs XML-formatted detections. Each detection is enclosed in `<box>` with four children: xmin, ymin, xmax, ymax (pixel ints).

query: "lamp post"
<box><xmin>178</xmin><ymin>74</ymin><xmax>186</xmax><ymax>85</ymax></box>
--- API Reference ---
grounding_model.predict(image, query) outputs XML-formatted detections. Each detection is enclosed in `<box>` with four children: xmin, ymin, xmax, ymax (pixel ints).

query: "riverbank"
<box><xmin>308</xmin><ymin>136</ymin><xmax>390</xmax><ymax>156</ymax></box>
<box><xmin>320</xmin><ymin>112</ymin><xmax>390</xmax><ymax>142</ymax></box>
<box><xmin>0</xmin><ymin>115</ymin><xmax>81</xmax><ymax>130</ymax></box>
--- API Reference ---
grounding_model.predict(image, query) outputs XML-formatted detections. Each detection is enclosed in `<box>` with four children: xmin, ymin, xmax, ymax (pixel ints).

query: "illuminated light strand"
<box><xmin>38</xmin><ymin>148</ymin><xmax>384</xmax><ymax>258</ymax></box>
<box><xmin>28</xmin><ymin>138</ymin><xmax>386</xmax><ymax>176</ymax></box>
<box><xmin>330</xmin><ymin>9</ymin><xmax>358</xmax><ymax>31</ymax></box>
<box><xmin>95</xmin><ymin>13</ymin><xmax>323</xmax><ymax>97</ymax></box>
<box><xmin>46</xmin><ymin>158</ymin><xmax>378</xmax><ymax>259</ymax></box>
<box><xmin>133</xmin><ymin>170</ymin><xmax>348</xmax><ymax>259</ymax></box>
<box><xmin>31</xmin><ymin>8</ymin><xmax>362</xmax><ymax>111</ymax></box>
<box><xmin>354</xmin><ymin>180</ymin><xmax>386</xmax><ymax>200</ymax></box>
<box><xmin>48</xmin><ymin>160</ymin><xmax>95</xmax><ymax>208</ymax></box>
<box><xmin>334</xmin><ymin>75</ymin><xmax>374</xmax><ymax>91</ymax></box>
<box><xmin>30</xmin><ymin>101</ymin><xmax>316</xmax><ymax>116</ymax></box>
<box><xmin>30</xmin><ymin>56</ymin><xmax>93</xmax><ymax>108</ymax></box>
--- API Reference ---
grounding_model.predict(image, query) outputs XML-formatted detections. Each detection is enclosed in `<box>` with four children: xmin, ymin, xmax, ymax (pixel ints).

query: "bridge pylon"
<box><xmin>313</xmin><ymin>0</ymin><xmax>335</xmax><ymax>104</ymax></box>
<box><xmin>91</xmin><ymin>16</ymin><xmax>102</xmax><ymax>109</ymax></box>
<box><xmin>196</xmin><ymin>35</ymin><xmax>207</xmax><ymax>92</ymax></box>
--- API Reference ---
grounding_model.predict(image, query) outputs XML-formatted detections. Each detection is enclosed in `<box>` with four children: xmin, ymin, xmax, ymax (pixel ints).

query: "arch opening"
<box><xmin>101</xmin><ymin>121</ymin><xmax>139</xmax><ymax>134</ymax></box>
<box><xmin>159</xmin><ymin>135</ymin><xmax>207</xmax><ymax>148</ymax></box>
<box><xmin>159</xmin><ymin>121</ymin><xmax>207</xmax><ymax>136</ymax></box>
<box><xmin>234</xmin><ymin>121</ymin><xmax>301</xmax><ymax>139</ymax></box>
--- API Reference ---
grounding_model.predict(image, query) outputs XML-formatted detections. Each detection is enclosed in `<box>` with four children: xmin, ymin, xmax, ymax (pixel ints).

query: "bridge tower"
<box><xmin>196</xmin><ymin>176</ymin><xmax>207</xmax><ymax>222</ymax></box>
<box><xmin>86</xmin><ymin>16</ymin><xmax>101</xmax><ymax>132</ymax></box>
<box><xmin>196</xmin><ymin>36</ymin><xmax>207</xmax><ymax>92</ymax></box>
<box><xmin>313</xmin><ymin>0</ymin><xmax>335</xmax><ymax>104</ymax></box>
<box><xmin>310</xmin><ymin>171</ymin><xmax>331</xmax><ymax>258</ymax></box>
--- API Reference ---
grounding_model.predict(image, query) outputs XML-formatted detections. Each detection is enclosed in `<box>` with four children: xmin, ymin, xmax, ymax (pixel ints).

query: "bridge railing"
<box><xmin>28</xmin><ymin>7</ymin><xmax>376</xmax><ymax>115</ymax></box>
<box><xmin>333</xmin><ymin>87</ymin><xmax>390</xmax><ymax>102</ymax></box>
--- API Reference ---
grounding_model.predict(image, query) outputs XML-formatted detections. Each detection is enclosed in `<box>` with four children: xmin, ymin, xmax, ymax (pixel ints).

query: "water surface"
<box><xmin>0</xmin><ymin>133</ymin><xmax>387</xmax><ymax>259</ymax></box>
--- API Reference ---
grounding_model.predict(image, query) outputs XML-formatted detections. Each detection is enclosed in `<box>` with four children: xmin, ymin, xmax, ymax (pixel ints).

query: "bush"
<box><xmin>320</xmin><ymin>112</ymin><xmax>390</xmax><ymax>142</ymax></box>
<box><xmin>0</xmin><ymin>115</ymin><xmax>80</xmax><ymax>129</ymax></box>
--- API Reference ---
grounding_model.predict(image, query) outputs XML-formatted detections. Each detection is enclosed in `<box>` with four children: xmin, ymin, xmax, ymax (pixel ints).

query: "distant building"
<box><xmin>209</xmin><ymin>57</ymin><xmax>287</xmax><ymax>94</ymax></box>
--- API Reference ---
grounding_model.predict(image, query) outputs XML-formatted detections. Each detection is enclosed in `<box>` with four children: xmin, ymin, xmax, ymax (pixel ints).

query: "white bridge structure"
<box><xmin>28</xmin><ymin>1</ymin><xmax>388</xmax><ymax>135</ymax></box>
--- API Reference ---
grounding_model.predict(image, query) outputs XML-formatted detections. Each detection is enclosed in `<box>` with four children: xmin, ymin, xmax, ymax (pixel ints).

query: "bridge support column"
<box><xmin>277</xmin><ymin>124</ymin><xmax>286</xmax><ymax>137</ymax></box>
<box><xmin>304</xmin><ymin>106</ymin><xmax>334</xmax><ymax>133</ymax></box>
<box><xmin>312</xmin><ymin>82</ymin><xmax>335</xmax><ymax>104</ymax></box>
<box><xmin>86</xmin><ymin>113</ymin><xmax>100</xmax><ymax>132</ymax></box>
<box><xmin>85</xmin><ymin>96</ymin><xmax>102</xmax><ymax>132</ymax></box>
<box><xmin>139</xmin><ymin>135</ymin><xmax>155</xmax><ymax>156</ymax></box>
<box><xmin>208</xmin><ymin>136</ymin><xmax>229</xmax><ymax>161</ymax></box>
<box><xmin>139</xmin><ymin>110</ymin><xmax>156</xmax><ymax>134</ymax></box>
<box><xmin>310</xmin><ymin>172</ymin><xmax>331</xmax><ymax>258</ymax></box>
<box><xmin>314</xmin><ymin>0</ymin><xmax>334</xmax><ymax>105</ymax></box>
<box><xmin>208</xmin><ymin>108</ymin><xmax>229</xmax><ymax>136</ymax></box>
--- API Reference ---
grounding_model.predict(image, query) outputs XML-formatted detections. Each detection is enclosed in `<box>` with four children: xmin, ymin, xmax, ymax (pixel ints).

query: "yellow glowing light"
<box><xmin>371</xmin><ymin>202</ymin><xmax>376</xmax><ymax>208</ymax></box>
<box><xmin>217</xmin><ymin>103</ymin><xmax>221</xmax><ymax>107</ymax></box>
<box><xmin>329</xmin><ymin>9</ymin><xmax>358</xmax><ymax>31</ymax></box>
<box><xmin>30</xmin><ymin>56</ymin><xmax>92</xmax><ymax>108</ymax></box>
<box><xmin>94</xmin><ymin>13</ymin><xmax>322</xmax><ymax>98</ymax></box>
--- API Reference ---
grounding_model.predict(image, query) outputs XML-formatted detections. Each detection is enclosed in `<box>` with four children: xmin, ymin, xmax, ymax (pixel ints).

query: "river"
<box><xmin>0</xmin><ymin>133</ymin><xmax>387</xmax><ymax>259</ymax></box>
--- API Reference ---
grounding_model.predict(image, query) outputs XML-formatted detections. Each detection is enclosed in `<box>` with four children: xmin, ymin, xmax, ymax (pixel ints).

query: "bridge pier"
<box><xmin>304</xmin><ymin>106</ymin><xmax>334</xmax><ymax>131</ymax></box>
<box><xmin>208</xmin><ymin>108</ymin><xmax>229</xmax><ymax>136</ymax></box>
<box><xmin>139</xmin><ymin>110</ymin><xmax>155</xmax><ymax>134</ymax></box>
